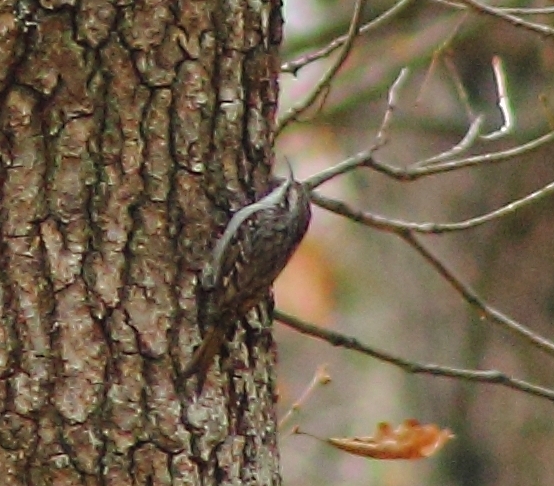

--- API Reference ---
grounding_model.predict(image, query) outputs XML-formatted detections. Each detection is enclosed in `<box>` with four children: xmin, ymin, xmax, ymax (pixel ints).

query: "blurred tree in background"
<box><xmin>275</xmin><ymin>1</ymin><xmax>554</xmax><ymax>485</ymax></box>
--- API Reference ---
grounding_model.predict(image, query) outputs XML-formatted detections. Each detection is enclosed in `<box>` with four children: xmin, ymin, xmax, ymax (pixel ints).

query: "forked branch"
<box><xmin>276</xmin><ymin>0</ymin><xmax>366</xmax><ymax>135</ymax></box>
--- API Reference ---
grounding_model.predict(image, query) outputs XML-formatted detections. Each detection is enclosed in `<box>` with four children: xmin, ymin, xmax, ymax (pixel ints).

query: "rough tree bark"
<box><xmin>0</xmin><ymin>1</ymin><xmax>283</xmax><ymax>484</ymax></box>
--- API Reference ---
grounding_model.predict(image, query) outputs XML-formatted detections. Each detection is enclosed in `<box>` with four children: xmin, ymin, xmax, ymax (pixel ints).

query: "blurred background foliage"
<box><xmin>273</xmin><ymin>1</ymin><xmax>554</xmax><ymax>485</ymax></box>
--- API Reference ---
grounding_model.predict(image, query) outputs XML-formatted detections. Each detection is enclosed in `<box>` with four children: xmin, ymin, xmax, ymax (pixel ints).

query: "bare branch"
<box><xmin>400</xmin><ymin>232</ymin><xmax>554</xmax><ymax>359</ymax></box>
<box><xmin>399</xmin><ymin>130</ymin><xmax>554</xmax><ymax>176</ymax></box>
<box><xmin>433</xmin><ymin>0</ymin><xmax>554</xmax><ymax>16</ymax></box>
<box><xmin>281</xmin><ymin>0</ymin><xmax>414</xmax><ymax>75</ymax></box>
<box><xmin>415</xmin><ymin>115</ymin><xmax>484</xmax><ymax>167</ymax></box>
<box><xmin>274</xmin><ymin>310</ymin><xmax>554</xmax><ymax>403</ymax></box>
<box><xmin>309</xmin><ymin>192</ymin><xmax>554</xmax><ymax>359</ymax></box>
<box><xmin>301</xmin><ymin>69</ymin><xmax>413</xmax><ymax>190</ymax></box>
<box><xmin>498</xmin><ymin>6</ymin><xmax>554</xmax><ymax>15</ymax></box>
<box><xmin>276</xmin><ymin>0</ymin><xmax>365</xmax><ymax>136</ymax></box>
<box><xmin>279</xmin><ymin>365</ymin><xmax>331</xmax><ymax>431</ymax></box>
<box><xmin>375</xmin><ymin>68</ymin><xmax>410</xmax><ymax>147</ymax></box>
<box><xmin>443</xmin><ymin>52</ymin><xmax>476</xmax><ymax>123</ymax></box>
<box><xmin>310</xmin><ymin>180</ymin><xmax>554</xmax><ymax>234</ymax></box>
<box><xmin>442</xmin><ymin>0</ymin><xmax>554</xmax><ymax>37</ymax></box>
<box><xmin>416</xmin><ymin>14</ymin><xmax>469</xmax><ymax>110</ymax></box>
<box><xmin>304</xmin><ymin>130</ymin><xmax>554</xmax><ymax>189</ymax></box>
<box><xmin>481</xmin><ymin>56</ymin><xmax>514</xmax><ymax>141</ymax></box>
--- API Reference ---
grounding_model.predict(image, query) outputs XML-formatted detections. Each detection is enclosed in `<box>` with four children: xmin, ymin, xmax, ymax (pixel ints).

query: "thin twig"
<box><xmin>279</xmin><ymin>365</ymin><xmax>331</xmax><ymax>431</ymax></box>
<box><xmin>415</xmin><ymin>115</ymin><xmax>484</xmax><ymax>167</ymax></box>
<box><xmin>400</xmin><ymin>232</ymin><xmax>554</xmax><ymax>359</ymax></box>
<box><xmin>303</xmin><ymin>130</ymin><xmax>554</xmax><ymax>189</ymax></box>
<box><xmin>433</xmin><ymin>0</ymin><xmax>554</xmax><ymax>16</ymax></box>
<box><xmin>375</xmin><ymin>68</ymin><xmax>410</xmax><ymax>147</ymax></box>
<box><xmin>481</xmin><ymin>56</ymin><xmax>514</xmax><ymax>141</ymax></box>
<box><xmin>300</xmin><ymin>68</ymin><xmax>410</xmax><ymax>190</ymax></box>
<box><xmin>281</xmin><ymin>0</ymin><xmax>414</xmax><ymax>75</ymax></box>
<box><xmin>371</xmin><ymin>131</ymin><xmax>554</xmax><ymax>179</ymax></box>
<box><xmin>416</xmin><ymin>13</ymin><xmax>469</xmax><ymax>108</ymax></box>
<box><xmin>453</xmin><ymin>0</ymin><xmax>554</xmax><ymax>37</ymax></box>
<box><xmin>310</xmin><ymin>180</ymin><xmax>554</xmax><ymax>234</ymax></box>
<box><xmin>443</xmin><ymin>52</ymin><xmax>476</xmax><ymax>123</ymax></box>
<box><xmin>498</xmin><ymin>6</ymin><xmax>554</xmax><ymax>14</ymax></box>
<box><xmin>416</xmin><ymin>53</ymin><xmax>440</xmax><ymax>108</ymax></box>
<box><xmin>276</xmin><ymin>0</ymin><xmax>365</xmax><ymax>136</ymax></box>
<box><xmin>274</xmin><ymin>309</ymin><xmax>554</xmax><ymax>403</ymax></box>
<box><xmin>309</xmin><ymin>193</ymin><xmax>554</xmax><ymax>359</ymax></box>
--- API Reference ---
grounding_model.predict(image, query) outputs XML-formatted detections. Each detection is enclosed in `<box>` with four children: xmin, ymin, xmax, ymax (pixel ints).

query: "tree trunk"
<box><xmin>0</xmin><ymin>1</ymin><xmax>283</xmax><ymax>484</ymax></box>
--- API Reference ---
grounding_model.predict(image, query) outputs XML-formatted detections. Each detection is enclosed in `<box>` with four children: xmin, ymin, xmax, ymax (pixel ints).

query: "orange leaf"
<box><xmin>324</xmin><ymin>419</ymin><xmax>454</xmax><ymax>460</ymax></box>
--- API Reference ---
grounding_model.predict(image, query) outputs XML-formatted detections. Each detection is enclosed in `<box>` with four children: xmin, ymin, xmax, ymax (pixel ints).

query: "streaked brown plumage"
<box><xmin>183</xmin><ymin>168</ymin><xmax>311</xmax><ymax>388</ymax></box>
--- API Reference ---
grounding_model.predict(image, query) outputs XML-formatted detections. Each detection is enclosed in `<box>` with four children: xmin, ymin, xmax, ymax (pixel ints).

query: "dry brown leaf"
<box><xmin>297</xmin><ymin>419</ymin><xmax>454</xmax><ymax>460</ymax></box>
